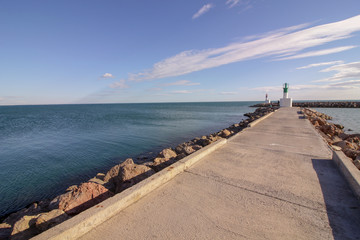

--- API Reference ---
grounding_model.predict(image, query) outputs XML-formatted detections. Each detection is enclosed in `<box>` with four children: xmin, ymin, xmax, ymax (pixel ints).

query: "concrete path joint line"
<box><xmin>247</xmin><ymin>130</ymin><xmax>321</xmax><ymax>139</ymax></box>
<box><xmin>183</xmin><ymin>169</ymin><xmax>328</xmax><ymax>213</ymax></box>
<box><xmin>226</xmin><ymin>142</ymin><xmax>330</xmax><ymax>159</ymax></box>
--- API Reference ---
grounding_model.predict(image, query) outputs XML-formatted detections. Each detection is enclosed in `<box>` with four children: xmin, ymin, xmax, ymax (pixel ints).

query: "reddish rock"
<box><xmin>35</xmin><ymin>209</ymin><xmax>69</xmax><ymax>232</ymax></box>
<box><xmin>95</xmin><ymin>173</ymin><xmax>105</xmax><ymax>181</ymax></box>
<box><xmin>65</xmin><ymin>185</ymin><xmax>77</xmax><ymax>192</ymax></box>
<box><xmin>334</xmin><ymin>140</ymin><xmax>357</xmax><ymax>150</ymax></box>
<box><xmin>348</xmin><ymin>137</ymin><xmax>360</xmax><ymax>149</ymax></box>
<box><xmin>334</xmin><ymin>123</ymin><xmax>344</xmax><ymax>129</ymax></box>
<box><xmin>104</xmin><ymin>158</ymin><xmax>155</xmax><ymax>193</ymax></box>
<box><xmin>310</xmin><ymin>117</ymin><xmax>327</xmax><ymax>126</ymax></box>
<box><xmin>157</xmin><ymin>148</ymin><xmax>177</xmax><ymax>159</ymax></box>
<box><xmin>153</xmin><ymin>157</ymin><xmax>167</xmax><ymax>165</ymax></box>
<box><xmin>50</xmin><ymin>182</ymin><xmax>114</xmax><ymax>215</ymax></box>
<box><xmin>88</xmin><ymin>175</ymin><xmax>106</xmax><ymax>185</ymax></box>
<box><xmin>320</xmin><ymin>124</ymin><xmax>343</xmax><ymax>137</ymax></box>
<box><xmin>208</xmin><ymin>135</ymin><xmax>221</xmax><ymax>142</ymax></box>
<box><xmin>344</xmin><ymin>149</ymin><xmax>360</xmax><ymax>160</ymax></box>
<box><xmin>220</xmin><ymin>129</ymin><xmax>231</xmax><ymax>138</ymax></box>
<box><xmin>11</xmin><ymin>215</ymin><xmax>39</xmax><ymax>240</ymax></box>
<box><xmin>339</xmin><ymin>132</ymin><xmax>349</xmax><ymax>140</ymax></box>
<box><xmin>3</xmin><ymin>203</ymin><xmax>42</xmax><ymax>226</ymax></box>
<box><xmin>183</xmin><ymin>145</ymin><xmax>202</xmax><ymax>155</ymax></box>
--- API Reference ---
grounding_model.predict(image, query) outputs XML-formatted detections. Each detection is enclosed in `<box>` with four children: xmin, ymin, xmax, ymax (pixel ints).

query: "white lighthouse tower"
<box><xmin>265</xmin><ymin>93</ymin><xmax>270</xmax><ymax>104</ymax></box>
<box><xmin>280</xmin><ymin>83</ymin><xmax>292</xmax><ymax>107</ymax></box>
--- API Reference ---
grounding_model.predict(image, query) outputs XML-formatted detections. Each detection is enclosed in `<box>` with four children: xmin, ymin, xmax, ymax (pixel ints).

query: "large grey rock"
<box><xmin>175</xmin><ymin>143</ymin><xmax>189</xmax><ymax>155</ymax></box>
<box><xmin>194</xmin><ymin>137</ymin><xmax>212</xmax><ymax>147</ymax></box>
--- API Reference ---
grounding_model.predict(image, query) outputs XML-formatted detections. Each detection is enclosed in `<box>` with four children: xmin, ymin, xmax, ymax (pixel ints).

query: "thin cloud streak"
<box><xmin>297</xmin><ymin>61</ymin><xmax>344</xmax><ymax>69</ymax></box>
<box><xmin>171</xmin><ymin>90</ymin><xmax>192</xmax><ymax>94</ymax></box>
<box><xmin>276</xmin><ymin>46</ymin><xmax>356</xmax><ymax>60</ymax></box>
<box><xmin>220</xmin><ymin>91</ymin><xmax>238</xmax><ymax>95</ymax></box>
<box><xmin>127</xmin><ymin>15</ymin><xmax>360</xmax><ymax>82</ymax></box>
<box><xmin>110</xmin><ymin>79</ymin><xmax>129</xmax><ymax>89</ymax></box>
<box><xmin>192</xmin><ymin>4</ymin><xmax>214</xmax><ymax>19</ymax></box>
<box><xmin>315</xmin><ymin>61</ymin><xmax>360</xmax><ymax>82</ymax></box>
<box><xmin>161</xmin><ymin>80</ymin><xmax>200</xmax><ymax>86</ymax></box>
<box><xmin>226</xmin><ymin>0</ymin><xmax>241</xmax><ymax>8</ymax></box>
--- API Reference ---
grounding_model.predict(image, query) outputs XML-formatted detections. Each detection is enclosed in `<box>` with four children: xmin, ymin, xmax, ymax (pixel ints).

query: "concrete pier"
<box><xmin>72</xmin><ymin>108</ymin><xmax>360</xmax><ymax>239</ymax></box>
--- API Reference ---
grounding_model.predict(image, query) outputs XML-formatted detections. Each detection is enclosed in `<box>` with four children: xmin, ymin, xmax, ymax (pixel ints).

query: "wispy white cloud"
<box><xmin>161</xmin><ymin>80</ymin><xmax>200</xmax><ymax>86</ymax></box>
<box><xmin>99</xmin><ymin>73</ymin><xmax>114</xmax><ymax>79</ymax></box>
<box><xmin>147</xmin><ymin>87</ymin><xmax>163</xmax><ymax>92</ymax></box>
<box><xmin>276</xmin><ymin>46</ymin><xmax>356</xmax><ymax>60</ymax></box>
<box><xmin>226</xmin><ymin>0</ymin><xmax>241</xmax><ymax>8</ymax></box>
<box><xmin>154</xmin><ymin>93</ymin><xmax>171</xmax><ymax>96</ymax></box>
<box><xmin>240</xmin><ymin>23</ymin><xmax>311</xmax><ymax>42</ymax></box>
<box><xmin>127</xmin><ymin>15</ymin><xmax>360</xmax><ymax>82</ymax></box>
<box><xmin>329</xmin><ymin>79</ymin><xmax>360</xmax><ymax>87</ymax></box>
<box><xmin>226</xmin><ymin>0</ymin><xmax>252</xmax><ymax>11</ymax></box>
<box><xmin>297</xmin><ymin>60</ymin><xmax>344</xmax><ymax>70</ymax></box>
<box><xmin>220</xmin><ymin>91</ymin><xmax>238</xmax><ymax>95</ymax></box>
<box><xmin>192</xmin><ymin>4</ymin><xmax>214</xmax><ymax>19</ymax></box>
<box><xmin>171</xmin><ymin>90</ymin><xmax>192</xmax><ymax>94</ymax></box>
<box><xmin>109</xmin><ymin>79</ymin><xmax>129</xmax><ymax>89</ymax></box>
<box><xmin>315</xmin><ymin>61</ymin><xmax>360</xmax><ymax>82</ymax></box>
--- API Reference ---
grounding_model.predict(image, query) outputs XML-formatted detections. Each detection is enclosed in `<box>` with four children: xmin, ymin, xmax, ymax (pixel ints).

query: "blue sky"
<box><xmin>1</xmin><ymin>0</ymin><xmax>360</xmax><ymax>105</ymax></box>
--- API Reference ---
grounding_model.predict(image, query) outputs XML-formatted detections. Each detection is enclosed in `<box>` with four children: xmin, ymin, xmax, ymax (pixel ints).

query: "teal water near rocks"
<box><xmin>0</xmin><ymin>102</ymin><xmax>256</xmax><ymax>217</ymax></box>
<box><xmin>313</xmin><ymin>108</ymin><xmax>360</xmax><ymax>133</ymax></box>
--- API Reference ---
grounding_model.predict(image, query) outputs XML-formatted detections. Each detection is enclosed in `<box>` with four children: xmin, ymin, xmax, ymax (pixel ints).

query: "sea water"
<box><xmin>0</xmin><ymin>102</ymin><xmax>256</xmax><ymax>217</ymax></box>
<box><xmin>313</xmin><ymin>108</ymin><xmax>360</xmax><ymax>133</ymax></box>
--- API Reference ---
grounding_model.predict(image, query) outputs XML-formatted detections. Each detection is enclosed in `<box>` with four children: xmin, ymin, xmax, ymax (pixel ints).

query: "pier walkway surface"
<box><xmin>79</xmin><ymin>108</ymin><xmax>360</xmax><ymax>240</ymax></box>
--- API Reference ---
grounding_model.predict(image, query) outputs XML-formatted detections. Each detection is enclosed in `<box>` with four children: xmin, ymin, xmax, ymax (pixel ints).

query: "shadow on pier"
<box><xmin>312</xmin><ymin>158</ymin><xmax>360</xmax><ymax>240</ymax></box>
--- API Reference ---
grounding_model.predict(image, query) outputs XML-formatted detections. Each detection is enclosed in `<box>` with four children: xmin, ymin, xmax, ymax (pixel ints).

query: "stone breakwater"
<box><xmin>294</xmin><ymin>102</ymin><xmax>360</xmax><ymax>108</ymax></box>
<box><xmin>0</xmin><ymin>106</ymin><xmax>278</xmax><ymax>240</ymax></box>
<box><xmin>251</xmin><ymin>101</ymin><xmax>360</xmax><ymax>108</ymax></box>
<box><xmin>302</xmin><ymin>108</ymin><xmax>360</xmax><ymax>170</ymax></box>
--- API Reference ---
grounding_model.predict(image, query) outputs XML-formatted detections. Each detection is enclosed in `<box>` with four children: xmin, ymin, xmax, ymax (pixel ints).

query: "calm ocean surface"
<box><xmin>0</xmin><ymin>102</ymin><xmax>256</xmax><ymax>217</ymax></box>
<box><xmin>313</xmin><ymin>108</ymin><xmax>360</xmax><ymax>133</ymax></box>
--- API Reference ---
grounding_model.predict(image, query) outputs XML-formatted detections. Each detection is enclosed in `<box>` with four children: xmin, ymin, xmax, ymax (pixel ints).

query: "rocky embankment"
<box><xmin>294</xmin><ymin>102</ymin><xmax>360</xmax><ymax>108</ymax></box>
<box><xmin>303</xmin><ymin>108</ymin><xmax>360</xmax><ymax>170</ymax></box>
<box><xmin>251</xmin><ymin>101</ymin><xmax>360</xmax><ymax>108</ymax></box>
<box><xmin>0</xmin><ymin>106</ymin><xmax>278</xmax><ymax>240</ymax></box>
